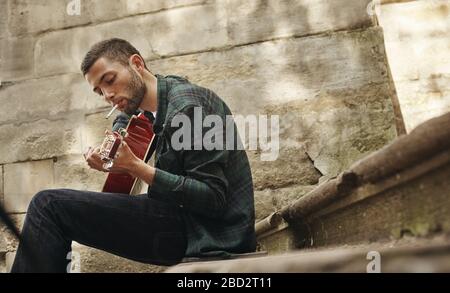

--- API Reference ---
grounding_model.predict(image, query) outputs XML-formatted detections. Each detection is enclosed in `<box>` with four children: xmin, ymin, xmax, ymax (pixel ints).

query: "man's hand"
<box><xmin>84</xmin><ymin>146</ymin><xmax>109</xmax><ymax>172</ymax></box>
<box><xmin>107</xmin><ymin>139</ymin><xmax>140</xmax><ymax>174</ymax></box>
<box><xmin>84</xmin><ymin>131</ymin><xmax>154</xmax><ymax>183</ymax></box>
<box><xmin>84</xmin><ymin>130</ymin><xmax>140</xmax><ymax>174</ymax></box>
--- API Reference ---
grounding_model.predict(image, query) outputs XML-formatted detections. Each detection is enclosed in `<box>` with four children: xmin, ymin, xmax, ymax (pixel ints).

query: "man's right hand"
<box><xmin>84</xmin><ymin>146</ymin><xmax>108</xmax><ymax>172</ymax></box>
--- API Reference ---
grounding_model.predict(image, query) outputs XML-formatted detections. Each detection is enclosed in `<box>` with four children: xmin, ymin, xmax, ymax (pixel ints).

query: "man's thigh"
<box><xmin>35</xmin><ymin>188</ymin><xmax>186</xmax><ymax>265</ymax></box>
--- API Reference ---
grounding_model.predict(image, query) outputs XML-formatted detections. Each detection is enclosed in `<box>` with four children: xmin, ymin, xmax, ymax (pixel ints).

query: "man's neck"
<box><xmin>139</xmin><ymin>70</ymin><xmax>158</xmax><ymax>113</ymax></box>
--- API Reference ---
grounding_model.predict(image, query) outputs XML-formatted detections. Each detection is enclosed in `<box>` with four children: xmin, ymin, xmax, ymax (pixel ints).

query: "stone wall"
<box><xmin>0</xmin><ymin>0</ymin><xmax>398</xmax><ymax>272</ymax></box>
<box><xmin>378</xmin><ymin>0</ymin><xmax>450</xmax><ymax>132</ymax></box>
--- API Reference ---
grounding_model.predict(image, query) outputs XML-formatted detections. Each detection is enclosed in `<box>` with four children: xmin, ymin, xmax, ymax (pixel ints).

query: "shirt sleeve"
<box><xmin>112</xmin><ymin>112</ymin><xmax>131</xmax><ymax>131</ymax></box>
<box><xmin>148</xmin><ymin>106</ymin><xmax>229</xmax><ymax>219</ymax></box>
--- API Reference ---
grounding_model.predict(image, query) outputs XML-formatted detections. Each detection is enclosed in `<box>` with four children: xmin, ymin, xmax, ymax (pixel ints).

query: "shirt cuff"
<box><xmin>148</xmin><ymin>168</ymin><xmax>185</xmax><ymax>207</ymax></box>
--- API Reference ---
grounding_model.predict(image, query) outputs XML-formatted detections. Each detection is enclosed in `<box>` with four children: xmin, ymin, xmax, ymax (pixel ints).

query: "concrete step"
<box><xmin>71</xmin><ymin>242</ymin><xmax>166</xmax><ymax>273</ymax></box>
<box><xmin>167</xmin><ymin>235</ymin><xmax>450</xmax><ymax>273</ymax></box>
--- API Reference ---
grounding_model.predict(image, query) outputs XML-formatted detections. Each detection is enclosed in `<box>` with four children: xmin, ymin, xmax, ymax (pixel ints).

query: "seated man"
<box><xmin>11</xmin><ymin>38</ymin><xmax>256</xmax><ymax>273</ymax></box>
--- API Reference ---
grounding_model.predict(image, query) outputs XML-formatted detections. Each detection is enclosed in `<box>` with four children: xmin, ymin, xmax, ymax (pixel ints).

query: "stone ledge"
<box><xmin>167</xmin><ymin>236</ymin><xmax>450</xmax><ymax>273</ymax></box>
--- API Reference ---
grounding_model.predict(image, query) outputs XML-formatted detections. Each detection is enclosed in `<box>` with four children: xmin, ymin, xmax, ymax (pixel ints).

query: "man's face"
<box><xmin>85</xmin><ymin>57</ymin><xmax>146</xmax><ymax>115</ymax></box>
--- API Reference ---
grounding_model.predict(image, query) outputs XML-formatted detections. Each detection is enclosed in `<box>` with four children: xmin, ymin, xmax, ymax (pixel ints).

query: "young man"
<box><xmin>11</xmin><ymin>38</ymin><xmax>256</xmax><ymax>273</ymax></box>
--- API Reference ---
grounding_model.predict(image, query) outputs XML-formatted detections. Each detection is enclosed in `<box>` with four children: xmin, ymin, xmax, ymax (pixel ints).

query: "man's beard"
<box><xmin>123</xmin><ymin>68</ymin><xmax>146</xmax><ymax>115</ymax></box>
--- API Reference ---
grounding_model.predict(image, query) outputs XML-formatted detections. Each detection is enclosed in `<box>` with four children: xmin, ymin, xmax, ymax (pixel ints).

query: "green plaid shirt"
<box><xmin>141</xmin><ymin>75</ymin><xmax>256</xmax><ymax>257</ymax></box>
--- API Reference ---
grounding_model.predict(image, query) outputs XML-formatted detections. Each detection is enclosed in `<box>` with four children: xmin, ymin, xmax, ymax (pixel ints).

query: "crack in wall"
<box><xmin>305</xmin><ymin>151</ymin><xmax>324</xmax><ymax>183</ymax></box>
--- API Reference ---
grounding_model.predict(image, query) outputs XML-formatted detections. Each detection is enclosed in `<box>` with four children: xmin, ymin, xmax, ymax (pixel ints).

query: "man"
<box><xmin>11</xmin><ymin>38</ymin><xmax>256</xmax><ymax>273</ymax></box>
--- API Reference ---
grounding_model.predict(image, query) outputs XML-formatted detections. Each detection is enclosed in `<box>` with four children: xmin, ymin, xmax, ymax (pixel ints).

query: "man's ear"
<box><xmin>129</xmin><ymin>54</ymin><xmax>145</xmax><ymax>73</ymax></box>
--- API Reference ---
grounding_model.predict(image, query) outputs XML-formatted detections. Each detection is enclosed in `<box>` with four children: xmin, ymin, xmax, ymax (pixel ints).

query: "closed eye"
<box><xmin>106</xmin><ymin>75</ymin><xmax>116</xmax><ymax>85</ymax></box>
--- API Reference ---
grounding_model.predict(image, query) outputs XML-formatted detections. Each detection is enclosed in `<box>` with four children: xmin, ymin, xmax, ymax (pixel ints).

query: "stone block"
<box><xmin>34</xmin><ymin>20</ymin><xmax>156</xmax><ymax>77</ymax></box>
<box><xmin>225</xmin><ymin>0</ymin><xmax>374</xmax><ymax>45</ymax></box>
<box><xmin>249</xmin><ymin>146</ymin><xmax>321</xmax><ymax>191</ymax></box>
<box><xmin>379</xmin><ymin>1</ymin><xmax>450</xmax><ymax>80</ymax></box>
<box><xmin>54</xmin><ymin>155</ymin><xmax>106</xmax><ymax>192</ymax></box>
<box><xmin>0</xmin><ymin>74</ymin><xmax>109</xmax><ymax>125</ymax></box>
<box><xmin>4</xmin><ymin>160</ymin><xmax>55</xmax><ymax>213</ymax></box>
<box><xmin>0</xmin><ymin>118</ymin><xmax>83</xmax><ymax>164</ymax></box>
<box><xmin>90</xmin><ymin>0</ymin><xmax>205</xmax><ymax>23</ymax></box>
<box><xmin>395</xmin><ymin>77</ymin><xmax>450</xmax><ymax>131</ymax></box>
<box><xmin>254</xmin><ymin>185</ymin><xmax>316</xmax><ymax>221</ymax></box>
<box><xmin>8</xmin><ymin>0</ymin><xmax>91</xmax><ymax>36</ymax></box>
<box><xmin>83</xmin><ymin>110</ymin><xmax>119</xmax><ymax>149</ymax></box>
<box><xmin>150</xmin><ymin>27</ymin><xmax>391</xmax><ymax>115</ymax></box>
<box><xmin>379</xmin><ymin>0</ymin><xmax>450</xmax><ymax>43</ymax></box>
<box><xmin>150</xmin><ymin>27</ymin><xmax>397</xmax><ymax>177</ymax></box>
<box><xmin>34</xmin><ymin>3</ymin><xmax>228</xmax><ymax>77</ymax></box>
<box><xmin>0</xmin><ymin>1</ymin><xmax>9</xmax><ymax>39</ymax></box>
<box><xmin>8</xmin><ymin>0</ymin><xmax>204</xmax><ymax>36</ymax></box>
<box><xmin>378</xmin><ymin>1</ymin><xmax>450</xmax><ymax>132</ymax></box>
<box><xmin>0</xmin><ymin>36</ymin><xmax>35</xmax><ymax>82</ymax></box>
<box><xmin>265</xmin><ymin>83</ymin><xmax>398</xmax><ymax>177</ymax></box>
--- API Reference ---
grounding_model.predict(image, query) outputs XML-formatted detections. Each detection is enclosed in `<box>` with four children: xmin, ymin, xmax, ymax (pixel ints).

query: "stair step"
<box><xmin>167</xmin><ymin>236</ymin><xmax>450</xmax><ymax>273</ymax></box>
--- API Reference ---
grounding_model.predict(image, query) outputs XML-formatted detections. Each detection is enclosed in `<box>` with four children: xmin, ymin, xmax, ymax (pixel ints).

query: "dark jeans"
<box><xmin>11</xmin><ymin>189</ymin><xmax>187</xmax><ymax>273</ymax></box>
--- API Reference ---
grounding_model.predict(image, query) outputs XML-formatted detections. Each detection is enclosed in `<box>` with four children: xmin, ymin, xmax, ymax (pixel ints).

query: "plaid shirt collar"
<box><xmin>152</xmin><ymin>74</ymin><xmax>169</xmax><ymax>136</ymax></box>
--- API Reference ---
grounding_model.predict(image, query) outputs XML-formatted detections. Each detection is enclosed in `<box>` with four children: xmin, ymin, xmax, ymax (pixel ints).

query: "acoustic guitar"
<box><xmin>99</xmin><ymin>112</ymin><xmax>156</xmax><ymax>195</ymax></box>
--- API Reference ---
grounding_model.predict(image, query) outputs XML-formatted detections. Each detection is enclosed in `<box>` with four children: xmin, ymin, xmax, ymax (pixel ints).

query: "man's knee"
<box><xmin>28</xmin><ymin>189</ymin><xmax>64</xmax><ymax>212</ymax></box>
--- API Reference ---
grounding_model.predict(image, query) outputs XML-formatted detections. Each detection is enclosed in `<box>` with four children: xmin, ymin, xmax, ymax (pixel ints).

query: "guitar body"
<box><xmin>102</xmin><ymin>113</ymin><xmax>155</xmax><ymax>195</ymax></box>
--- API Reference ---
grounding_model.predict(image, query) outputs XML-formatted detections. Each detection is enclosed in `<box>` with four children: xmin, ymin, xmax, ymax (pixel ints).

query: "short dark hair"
<box><xmin>80</xmin><ymin>38</ymin><xmax>147</xmax><ymax>75</ymax></box>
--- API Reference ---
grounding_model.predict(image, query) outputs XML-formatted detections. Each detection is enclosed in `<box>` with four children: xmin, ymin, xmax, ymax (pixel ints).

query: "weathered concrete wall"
<box><xmin>0</xmin><ymin>0</ymin><xmax>398</xmax><ymax>272</ymax></box>
<box><xmin>378</xmin><ymin>0</ymin><xmax>450</xmax><ymax>132</ymax></box>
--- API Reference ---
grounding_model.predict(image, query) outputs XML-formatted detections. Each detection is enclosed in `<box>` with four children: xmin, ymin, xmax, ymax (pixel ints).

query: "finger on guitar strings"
<box><xmin>83</xmin><ymin>146</ymin><xmax>92</xmax><ymax>160</ymax></box>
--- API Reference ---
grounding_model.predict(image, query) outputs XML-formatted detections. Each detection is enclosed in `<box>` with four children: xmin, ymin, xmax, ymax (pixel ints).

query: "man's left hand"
<box><xmin>107</xmin><ymin>131</ymin><xmax>140</xmax><ymax>175</ymax></box>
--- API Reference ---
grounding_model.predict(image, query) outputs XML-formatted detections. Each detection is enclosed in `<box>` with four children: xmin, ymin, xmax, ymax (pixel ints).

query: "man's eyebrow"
<box><xmin>92</xmin><ymin>72</ymin><xmax>108</xmax><ymax>94</ymax></box>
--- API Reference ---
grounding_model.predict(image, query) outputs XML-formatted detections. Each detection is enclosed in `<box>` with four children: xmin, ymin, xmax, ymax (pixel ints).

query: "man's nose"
<box><xmin>104</xmin><ymin>91</ymin><xmax>115</xmax><ymax>104</ymax></box>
